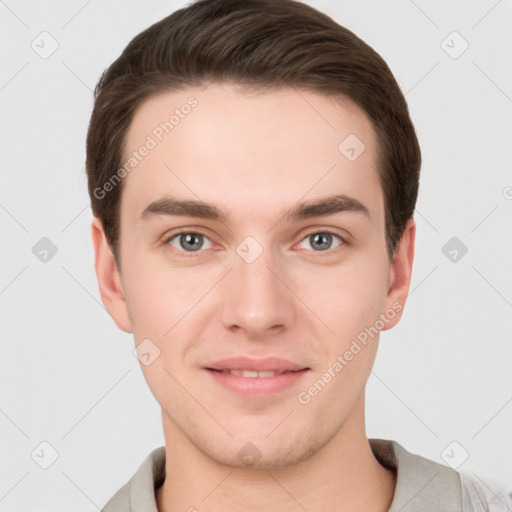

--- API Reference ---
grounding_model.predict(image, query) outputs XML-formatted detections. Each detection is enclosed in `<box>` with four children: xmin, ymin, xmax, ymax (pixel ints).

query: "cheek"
<box><xmin>122</xmin><ymin>251</ymin><xmax>220</xmax><ymax>341</ymax></box>
<box><xmin>121</xmin><ymin>253</ymin><xmax>177</xmax><ymax>339</ymax></box>
<box><xmin>293</xmin><ymin>256</ymin><xmax>388</xmax><ymax>343</ymax></box>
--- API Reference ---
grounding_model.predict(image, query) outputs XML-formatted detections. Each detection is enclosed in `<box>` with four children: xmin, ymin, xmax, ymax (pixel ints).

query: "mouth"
<box><xmin>203</xmin><ymin>357</ymin><xmax>310</xmax><ymax>396</ymax></box>
<box><xmin>206</xmin><ymin>368</ymin><xmax>306</xmax><ymax>378</ymax></box>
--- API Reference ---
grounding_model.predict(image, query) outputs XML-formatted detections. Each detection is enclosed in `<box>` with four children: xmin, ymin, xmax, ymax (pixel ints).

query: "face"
<box><xmin>93</xmin><ymin>82</ymin><xmax>414</xmax><ymax>469</ymax></box>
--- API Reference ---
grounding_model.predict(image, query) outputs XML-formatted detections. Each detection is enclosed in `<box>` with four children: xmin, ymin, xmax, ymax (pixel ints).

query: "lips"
<box><xmin>203</xmin><ymin>357</ymin><xmax>310</xmax><ymax>396</ymax></box>
<box><xmin>220</xmin><ymin>369</ymin><xmax>285</xmax><ymax>378</ymax></box>
<box><xmin>204</xmin><ymin>356</ymin><xmax>309</xmax><ymax>374</ymax></box>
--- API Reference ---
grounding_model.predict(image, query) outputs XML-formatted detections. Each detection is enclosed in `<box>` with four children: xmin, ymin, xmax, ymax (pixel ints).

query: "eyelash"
<box><xmin>162</xmin><ymin>228</ymin><xmax>348</xmax><ymax>256</ymax></box>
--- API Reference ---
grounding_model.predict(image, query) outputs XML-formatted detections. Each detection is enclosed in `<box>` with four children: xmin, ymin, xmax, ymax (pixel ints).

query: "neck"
<box><xmin>156</xmin><ymin>396</ymin><xmax>396</xmax><ymax>512</ymax></box>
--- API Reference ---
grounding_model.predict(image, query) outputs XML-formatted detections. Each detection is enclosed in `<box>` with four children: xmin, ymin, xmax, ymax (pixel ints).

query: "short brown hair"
<box><xmin>86</xmin><ymin>0</ymin><xmax>420</xmax><ymax>266</ymax></box>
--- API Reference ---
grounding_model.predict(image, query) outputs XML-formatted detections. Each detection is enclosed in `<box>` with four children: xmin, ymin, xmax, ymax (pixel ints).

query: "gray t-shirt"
<box><xmin>101</xmin><ymin>438</ymin><xmax>511</xmax><ymax>512</ymax></box>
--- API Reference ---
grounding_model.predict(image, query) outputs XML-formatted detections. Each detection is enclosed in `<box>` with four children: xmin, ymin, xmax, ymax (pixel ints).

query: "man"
<box><xmin>86</xmin><ymin>0</ymin><xmax>510</xmax><ymax>510</ymax></box>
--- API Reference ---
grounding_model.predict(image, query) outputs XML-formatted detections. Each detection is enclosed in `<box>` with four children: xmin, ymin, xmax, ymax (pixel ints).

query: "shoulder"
<box><xmin>371</xmin><ymin>439</ymin><xmax>511</xmax><ymax>512</ymax></box>
<box><xmin>458</xmin><ymin>470</ymin><xmax>512</xmax><ymax>512</ymax></box>
<box><xmin>100</xmin><ymin>446</ymin><xmax>166</xmax><ymax>512</ymax></box>
<box><xmin>101</xmin><ymin>482</ymin><xmax>130</xmax><ymax>512</ymax></box>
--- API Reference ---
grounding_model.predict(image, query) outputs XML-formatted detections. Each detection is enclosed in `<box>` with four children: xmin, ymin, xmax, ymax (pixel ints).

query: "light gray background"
<box><xmin>1</xmin><ymin>0</ymin><xmax>511</xmax><ymax>510</ymax></box>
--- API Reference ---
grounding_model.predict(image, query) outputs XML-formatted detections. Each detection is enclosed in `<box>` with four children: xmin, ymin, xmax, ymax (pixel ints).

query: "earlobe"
<box><xmin>91</xmin><ymin>217</ymin><xmax>133</xmax><ymax>333</ymax></box>
<box><xmin>381</xmin><ymin>218</ymin><xmax>416</xmax><ymax>331</ymax></box>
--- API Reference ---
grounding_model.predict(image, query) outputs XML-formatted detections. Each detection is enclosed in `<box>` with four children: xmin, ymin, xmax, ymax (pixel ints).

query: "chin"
<box><xmin>200</xmin><ymin>432</ymin><xmax>323</xmax><ymax>471</ymax></box>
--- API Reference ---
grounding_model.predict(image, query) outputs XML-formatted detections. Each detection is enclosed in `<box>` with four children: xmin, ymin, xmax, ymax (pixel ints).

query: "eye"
<box><xmin>165</xmin><ymin>232</ymin><xmax>214</xmax><ymax>252</ymax></box>
<box><xmin>297</xmin><ymin>231</ymin><xmax>345</xmax><ymax>252</ymax></box>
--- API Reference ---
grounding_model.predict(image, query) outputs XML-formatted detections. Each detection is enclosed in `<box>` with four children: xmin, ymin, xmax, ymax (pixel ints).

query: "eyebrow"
<box><xmin>140</xmin><ymin>193</ymin><xmax>371</xmax><ymax>223</ymax></box>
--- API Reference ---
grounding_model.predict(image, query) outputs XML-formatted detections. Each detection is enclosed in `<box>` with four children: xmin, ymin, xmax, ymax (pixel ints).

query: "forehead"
<box><xmin>121</xmin><ymin>83</ymin><xmax>383</xmax><ymax>225</ymax></box>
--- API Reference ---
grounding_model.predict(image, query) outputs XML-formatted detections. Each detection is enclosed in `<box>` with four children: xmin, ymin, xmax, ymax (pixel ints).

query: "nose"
<box><xmin>220</xmin><ymin>245</ymin><xmax>297</xmax><ymax>339</ymax></box>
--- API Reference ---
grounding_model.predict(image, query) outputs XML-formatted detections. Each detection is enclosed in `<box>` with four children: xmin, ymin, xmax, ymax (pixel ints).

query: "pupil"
<box><xmin>311</xmin><ymin>233</ymin><xmax>331</xmax><ymax>251</ymax></box>
<box><xmin>181</xmin><ymin>233</ymin><xmax>203</xmax><ymax>251</ymax></box>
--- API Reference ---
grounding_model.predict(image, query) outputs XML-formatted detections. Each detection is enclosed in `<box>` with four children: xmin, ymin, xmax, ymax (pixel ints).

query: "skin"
<box><xmin>92</xmin><ymin>82</ymin><xmax>415</xmax><ymax>512</ymax></box>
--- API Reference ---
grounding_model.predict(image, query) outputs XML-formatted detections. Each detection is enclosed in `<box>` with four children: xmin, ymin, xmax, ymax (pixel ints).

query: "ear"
<box><xmin>91</xmin><ymin>217</ymin><xmax>133</xmax><ymax>333</ymax></box>
<box><xmin>381</xmin><ymin>218</ymin><xmax>416</xmax><ymax>330</ymax></box>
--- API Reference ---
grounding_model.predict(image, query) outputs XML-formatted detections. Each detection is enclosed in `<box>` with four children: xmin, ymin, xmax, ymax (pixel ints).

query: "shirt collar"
<box><xmin>114</xmin><ymin>439</ymin><xmax>461</xmax><ymax>512</ymax></box>
<box><xmin>370</xmin><ymin>439</ymin><xmax>461</xmax><ymax>512</ymax></box>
